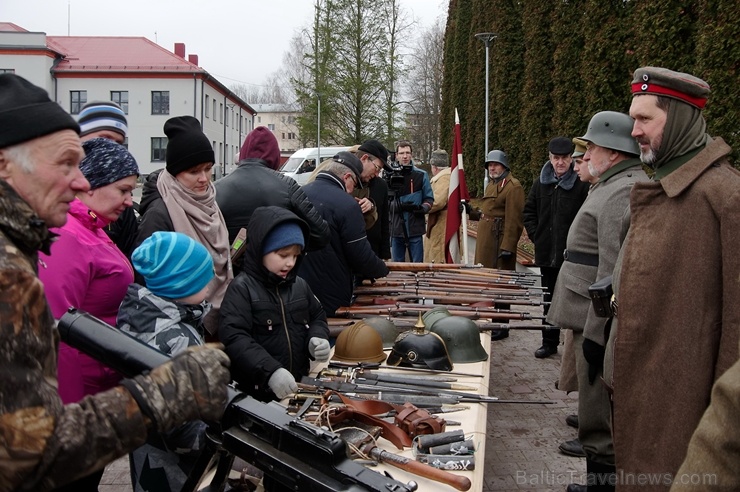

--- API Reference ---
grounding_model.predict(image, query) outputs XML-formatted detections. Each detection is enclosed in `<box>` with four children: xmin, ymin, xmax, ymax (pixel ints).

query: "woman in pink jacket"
<box><xmin>39</xmin><ymin>138</ymin><xmax>139</xmax><ymax>403</ymax></box>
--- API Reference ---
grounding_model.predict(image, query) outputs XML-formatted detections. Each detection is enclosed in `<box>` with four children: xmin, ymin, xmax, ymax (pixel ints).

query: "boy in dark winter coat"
<box><xmin>118</xmin><ymin>231</ymin><xmax>216</xmax><ymax>492</ymax></box>
<box><xmin>219</xmin><ymin>206</ymin><xmax>330</xmax><ymax>401</ymax></box>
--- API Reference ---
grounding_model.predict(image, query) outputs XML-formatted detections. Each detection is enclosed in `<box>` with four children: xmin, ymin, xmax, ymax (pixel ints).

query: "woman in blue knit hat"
<box><xmin>219</xmin><ymin>206</ymin><xmax>330</xmax><ymax>401</ymax></box>
<box><xmin>118</xmin><ymin>231</ymin><xmax>215</xmax><ymax>492</ymax></box>
<box><xmin>38</xmin><ymin>137</ymin><xmax>139</xmax><ymax>491</ymax></box>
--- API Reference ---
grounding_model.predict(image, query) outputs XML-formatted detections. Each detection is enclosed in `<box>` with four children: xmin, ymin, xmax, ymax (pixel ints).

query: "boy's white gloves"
<box><xmin>308</xmin><ymin>337</ymin><xmax>331</xmax><ymax>362</ymax></box>
<box><xmin>267</xmin><ymin>368</ymin><xmax>298</xmax><ymax>399</ymax></box>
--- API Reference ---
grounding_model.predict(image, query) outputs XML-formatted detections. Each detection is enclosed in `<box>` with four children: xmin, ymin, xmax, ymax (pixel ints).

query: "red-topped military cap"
<box><xmin>631</xmin><ymin>67</ymin><xmax>710</xmax><ymax>109</ymax></box>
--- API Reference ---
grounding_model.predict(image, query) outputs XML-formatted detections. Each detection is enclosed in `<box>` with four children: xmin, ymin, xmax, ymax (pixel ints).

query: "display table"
<box><xmin>306</xmin><ymin>331</ymin><xmax>492</xmax><ymax>491</ymax></box>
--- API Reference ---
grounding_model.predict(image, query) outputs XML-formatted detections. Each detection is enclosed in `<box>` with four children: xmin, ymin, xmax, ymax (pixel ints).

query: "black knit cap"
<box><xmin>0</xmin><ymin>73</ymin><xmax>80</xmax><ymax>149</ymax></box>
<box><xmin>164</xmin><ymin>116</ymin><xmax>215</xmax><ymax>175</ymax></box>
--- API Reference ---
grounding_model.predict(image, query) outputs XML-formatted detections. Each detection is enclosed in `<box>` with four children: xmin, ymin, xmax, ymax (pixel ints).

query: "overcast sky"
<box><xmin>2</xmin><ymin>0</ymin><xmax>448</xmax><ymax>88</ymax></box>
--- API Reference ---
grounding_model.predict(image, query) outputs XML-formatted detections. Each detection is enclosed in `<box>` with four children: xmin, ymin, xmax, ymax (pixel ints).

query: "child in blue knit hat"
<box><xmin>219</xmin><ymin>206</ymin><xmax>330</xmax><ymax>401</ymax></box>
<box><xmin>117</xmin><ymin>231</ymin><xmax>215</xmax><ymax>492</ymax></box>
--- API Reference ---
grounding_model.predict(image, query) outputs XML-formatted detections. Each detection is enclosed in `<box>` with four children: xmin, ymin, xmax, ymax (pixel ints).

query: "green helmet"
<box><xmin>580</xmin><ymin>111</ymin><xmax>639</xmax><ymax>156</ymax></box>
<box><xmin>484</xmin><ymin>150</ymin><xmax>509</xmax><ymax>170</ymax></box>
<box><xmin>429</xmin><ymin>316</ymin><xmax>489</xmax><ymax>363</ymax></box>
<box><xmin>363</xmin><ymin>316</ymin><xmax>400</xmax><ymax>349</ymax></box>
<box><xmin>421</xmin><ymin>306</ymin><xmax>452</xmax><ymax>330</ymax></box>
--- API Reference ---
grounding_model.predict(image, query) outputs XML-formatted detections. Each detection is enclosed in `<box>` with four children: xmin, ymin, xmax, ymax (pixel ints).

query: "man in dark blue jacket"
<box><xmin>299</xmin><ymin>152</ymin><xmax>389</xmax><ymax>317</ymax></box>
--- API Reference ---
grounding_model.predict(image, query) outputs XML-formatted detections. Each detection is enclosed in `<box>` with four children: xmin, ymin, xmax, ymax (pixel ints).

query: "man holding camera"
<box><xmin>389</xmin><ymin>140</ymin><xmax>434</xmax><ymax>262</ymax></box>
<box><xmin>0</xmin><ymin>74</ymin><xmax>231</xmax><ymax>491</ymax></box>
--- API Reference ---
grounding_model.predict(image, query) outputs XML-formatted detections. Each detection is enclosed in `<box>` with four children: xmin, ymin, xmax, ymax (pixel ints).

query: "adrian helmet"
<box><xmin>387</xmin><ymin>331</ymin><xmax>453</xmax><ymax>371</ymax></box>
<box><xmin>334</xmin><ymin>321</ymin><xmax>387</xmax><ymax>363</ymax></box>
<box><xmin>429</xmin><ymin>316</ymin><xmax>488</xmax><ymax>363</ymax></box>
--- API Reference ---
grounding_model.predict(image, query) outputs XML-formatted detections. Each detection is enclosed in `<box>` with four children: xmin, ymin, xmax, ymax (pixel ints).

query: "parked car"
<box><xmin>279</xmin><ymin>146</ymin><xmax>350</xmax><ymax>185</ymax></box>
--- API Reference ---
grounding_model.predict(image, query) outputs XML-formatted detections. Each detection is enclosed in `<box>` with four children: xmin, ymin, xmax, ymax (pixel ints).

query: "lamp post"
<box><xmin>474</xmin><ymin>32</ymin><xmax>496</xmax><ymax>191</ymax></box>
<box><xmin>316</xmin><ymin>92</ymin><xmax>322</xmax><ymax>163</ymax></box>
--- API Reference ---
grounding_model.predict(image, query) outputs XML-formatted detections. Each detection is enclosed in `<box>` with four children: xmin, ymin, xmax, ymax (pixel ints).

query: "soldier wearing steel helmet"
<box><xmin>460</xmin><ymin>149</ymin><xmax>525</xmax><ymax>341</ymax></box>
<box><xmin>546</xmin><ymin>111</ymin><xmax>647</xmax><ymax>492</ymax></box>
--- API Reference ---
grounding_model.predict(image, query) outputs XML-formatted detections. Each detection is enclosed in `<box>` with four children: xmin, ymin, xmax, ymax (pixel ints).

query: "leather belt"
<box><xmin>563</xmin><ymin>249</ymin><xmax>599</xmax><ymax>267</ymax></box>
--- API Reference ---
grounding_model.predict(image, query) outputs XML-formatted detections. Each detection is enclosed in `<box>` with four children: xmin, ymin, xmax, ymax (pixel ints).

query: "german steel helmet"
<box><xmin>387</xmin><ymin>330</ymin><xmax>454</xmax><ymax>371</ymax></box>
<box><xmin>421</xmin><ymin>306</ymin><xmax>451</xmax><ymax>330</ymax></box>
<box><xmin>484</xmin><ymin>150</ymin><xmax>509</xmax><ymax>170</ymax></box>
<box><xmin>580</xmin><ymin>111</ymin><xmax>639</xmax><ymax>156</ymax></box>
<box><xmin>362</xmin><ymin>317</ymin><xmax>400</xmax><ymax>349</ymax></box>
<box><xmin>334</xmin><ymin>321</ymin><xmax>387</xmax><ymax>363</ymax></box>
<box><xmin>429</xmin><ymin>316</ymin><xmax>489</xmax><ymax>363</ymax></box>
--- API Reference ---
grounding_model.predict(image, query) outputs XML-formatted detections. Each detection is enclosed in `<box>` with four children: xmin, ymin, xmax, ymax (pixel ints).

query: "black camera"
<box><xmin>383</xmin><ymin>151</ymin><xmax>412</xmax><ymax>196</ymax></box>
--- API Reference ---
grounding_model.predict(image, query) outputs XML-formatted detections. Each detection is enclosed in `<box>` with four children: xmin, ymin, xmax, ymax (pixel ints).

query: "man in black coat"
<box><xmin>524</xmin><ymin>137</ymin><xmax>589</xmax><ymax>359</ymax></box>
<box><xmin>215</xmin><ymin>127</ymin><xmax>330</xmax><ymax>271</ymax></box>
<box><xmin>298</xmin><ymin>153</ymin><xmax>389</xmax><ymax>317</ymax></box>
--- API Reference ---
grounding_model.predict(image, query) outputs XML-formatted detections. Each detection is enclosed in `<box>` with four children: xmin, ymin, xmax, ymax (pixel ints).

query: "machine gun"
<box><xmin>58</xmin><ymin>308</ymin><xmax>418</xmax><ymax>492</ymax></box>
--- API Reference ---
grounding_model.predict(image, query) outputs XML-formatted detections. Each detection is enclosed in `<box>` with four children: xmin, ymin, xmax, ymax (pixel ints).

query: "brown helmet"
<box><xmin>333</xmin><ymin>321</ymin><xmax>387</xmax><ymax>363</ymax></box>
<box><xmin>362</xmin><ymin>317</ymin><xmax>400</xmax><ymax>348</ymax></box>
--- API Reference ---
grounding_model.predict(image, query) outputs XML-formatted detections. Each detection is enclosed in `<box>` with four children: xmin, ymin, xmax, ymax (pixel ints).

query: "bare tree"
<box><xmin>403</xmin><ymin>18</ymin><xmax>445</xmax><ymax>161</ymax></box>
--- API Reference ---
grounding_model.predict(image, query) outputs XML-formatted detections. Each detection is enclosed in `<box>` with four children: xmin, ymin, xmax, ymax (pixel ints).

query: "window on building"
<box><xmin>288</xmin><ymin>132</ymin><xmax>296</xmax><ymax>140</ymax></box>
<box><xmin>110</xmin><ymin>91</ymin><xmax>129</xmax><ymax>114</ymax></box>
<box><xmin>213</xmin><ymin>101</ymin><xmax>217</xmax><ymax>120</ymax></box>
<box><xmin>267</xmin><ymin>124</ymin><xmax>275</xmax><ymax>131</ymax></box>
<box><xmin>257</xmin><ymin>116</ymin><xmax>261</xmax><ymax>123</ymax></box>
<box><xmin>219</xmin><ymin>103</ymin><xmax>223</xmax><ymax>123</ymax></box>
<box><xmin>151</xmin><ymin>137</ymin><xmax>167</xmax><ymax>161</ymax></box>
<box><xmin>70</xmin><ymin>90</ymin><xmax>87</xmax><ymax>115</ymax></box>
<box><xmin>225</xmin><ymin>107</ymin><xmax>229</xmax><ymax>127</ymax></box>
<box><xmin>205</xmin><ymin>95</ymin><xmax>210</xmax><ymax>118</ymax></box>
<box><xmin>151</xmin><ymin>91</ymin><xmax>170</xmax><ymax>115</ymax></box>
<box><xmin>0</xmin><ymin>69</ymin><xmax>15</xmax><ymax>74</ymax></box>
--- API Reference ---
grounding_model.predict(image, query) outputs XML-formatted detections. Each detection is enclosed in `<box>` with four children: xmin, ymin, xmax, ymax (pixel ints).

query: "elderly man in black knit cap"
<box><xmin>0</xmin><ymin>74</ymin><xmax>230</xmax><ymax>490</ymax></box>
<box><xmin>604</xmin><ymin>67</ymin><xmax>740</xmax><ymax>491</ymax></box>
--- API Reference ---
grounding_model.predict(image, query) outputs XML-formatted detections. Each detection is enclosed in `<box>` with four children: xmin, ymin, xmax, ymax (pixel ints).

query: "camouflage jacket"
<box><xmin>0</xmin><ymin>180</ymin><xmax>148</xmax><ymax>491</ymax></box>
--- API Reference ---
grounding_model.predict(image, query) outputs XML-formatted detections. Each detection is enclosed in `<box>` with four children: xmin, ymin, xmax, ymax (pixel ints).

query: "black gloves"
<box><xmin>459</xmin><ymin>202</ymin><xmax>472</xmax><ymax>214</ymax></box>
<box><xmin>498</xmin><ymin>250</ymin><xmax>513</xmax><ymax>260</ymax></box>
<box><xmin>582</xmin><ymin>338</ymin><xmax>606</xmax><ymax>384</ymax></box>
<box><xmin>400</xmin><ymin>203</ymin><xmax>424</xmax><ymax>213</ymax></box>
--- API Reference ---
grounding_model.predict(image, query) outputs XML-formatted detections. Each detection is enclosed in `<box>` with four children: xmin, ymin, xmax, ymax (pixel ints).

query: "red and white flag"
<box><xmin>445</xmin><ymin>108</ymin><xmax>471</xmax><ymax>264</ymax></box>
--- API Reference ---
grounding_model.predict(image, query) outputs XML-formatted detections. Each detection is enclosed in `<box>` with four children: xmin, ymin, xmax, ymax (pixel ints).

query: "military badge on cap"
<box><xmin>630</xmin><ymin>66</ymin><xmax>710</xmax><ymax>109</ymax></box>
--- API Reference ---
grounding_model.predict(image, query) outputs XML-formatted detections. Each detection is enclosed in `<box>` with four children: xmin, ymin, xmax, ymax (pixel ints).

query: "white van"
<box><xmin>279</xmin><ymin>146</ymin><xmax>351</xmax><ymax>185</ymax></box>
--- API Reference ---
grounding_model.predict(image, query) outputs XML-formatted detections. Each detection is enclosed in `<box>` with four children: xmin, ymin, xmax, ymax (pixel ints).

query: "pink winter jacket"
<box><xmin>39</xmin><ymin>198</ymin><xmax>133</xmax><ymax>403</ymax></box>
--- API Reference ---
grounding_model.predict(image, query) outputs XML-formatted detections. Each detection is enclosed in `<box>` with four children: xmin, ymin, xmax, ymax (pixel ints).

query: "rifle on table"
<box><xmin>301</xmin><ymin>377</ymin><xmax>555</xmax><ymax>405</ymax></box>
<box><xmin>354</xmin><ymin>293</ymin><xmax>548</xmax><ymax>307</ymax></box>
<box><xmin>334</xmin><ymin>304</ymin><xmax>546</xmax><ymax>321</ymax></box>
<box><xmin>327</xmin><ymin>320</ymin><xmax>554</xmax><ymax>338</ymax></box>
<box><xmin>58</xmin><ymin>308</ymin><xmax>419</xmax><ymax>492</ymax></box>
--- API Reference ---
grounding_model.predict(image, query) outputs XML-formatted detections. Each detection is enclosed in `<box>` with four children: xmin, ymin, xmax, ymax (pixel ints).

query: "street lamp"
<box><xmin>475</xmin><ymin>32</ymin><xmax>497</xmax><ymax>191</ymax></box>
<box><xmin>316</xmin><ymin>92</ymin><xmax>322</xmax><ymax>162</ymax></box>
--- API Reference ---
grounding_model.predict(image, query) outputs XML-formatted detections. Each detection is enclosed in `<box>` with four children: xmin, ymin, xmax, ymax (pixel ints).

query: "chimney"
<box><xmin>174</xmin><ymin>43</ymin><xmax>186</xmax><ymax>58</ymax></box>
<box><xmin>188</xmin><ymin>54</ymin><xmax>199</xmax><ymax>66</ymax></box>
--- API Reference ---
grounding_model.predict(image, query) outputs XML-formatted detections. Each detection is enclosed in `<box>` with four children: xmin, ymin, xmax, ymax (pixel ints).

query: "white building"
<box><xmin>0</xmin><ymin>22</ymin><xmax>256</xmax><ymax>176</ymax></box>
<box><xmin>250</xmin><ymin>103</ymin><xmax>301</xmax><ymax>154</ymax></box>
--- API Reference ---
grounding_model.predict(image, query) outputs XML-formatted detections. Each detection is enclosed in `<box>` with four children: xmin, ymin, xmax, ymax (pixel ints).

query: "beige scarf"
<box><xmin>157</xmin><ymin>170</ymin><xmax>233</xmax><ymax>335</ymax></box>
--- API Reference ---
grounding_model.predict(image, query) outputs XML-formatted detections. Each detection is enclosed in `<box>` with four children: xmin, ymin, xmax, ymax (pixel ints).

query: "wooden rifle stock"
<box><xmin>364</xmin><ymin>444</ymin><xmax>471</xmax><ymax>491</ymax></box>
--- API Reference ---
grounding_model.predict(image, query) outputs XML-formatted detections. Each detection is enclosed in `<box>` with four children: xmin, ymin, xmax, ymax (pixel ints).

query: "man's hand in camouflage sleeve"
<box><xmin>121</xmin><ymin>343</ymin><xmax>231</xmax><ymax>431</ymax></box>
